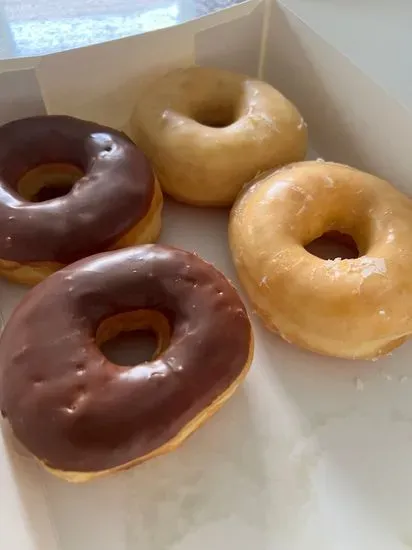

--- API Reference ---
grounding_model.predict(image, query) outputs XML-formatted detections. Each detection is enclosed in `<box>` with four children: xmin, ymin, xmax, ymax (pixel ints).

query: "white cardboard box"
<box><xmin>1</xmin><ymin>1</ymin><xmax>412</xmax><ymax>548</ymax></box>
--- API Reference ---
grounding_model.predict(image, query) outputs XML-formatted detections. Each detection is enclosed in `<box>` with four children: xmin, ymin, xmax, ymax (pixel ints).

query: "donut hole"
<box><xmin>305</xmin><ymin>230</ymin><xmax>359</xmax><ymax>260</ymax></box>
<box><xmin>192</xmin><ymin>92</ymin><xmax>241</xmax><ymax>128</ymax></box>
<box><xmin>101</xmin><ymin>330</ymin><xmax>158</xmax><ymax>366</ymax></box>
<box><xmin>17</xmin><ymin>163</ymin><xmax>84</xmax><ymax>202</ymax></box>
<box><xmin>194</xmin><ymin>105</ymin><xmax>237</xmax><ymax>128</ymax></box>
<box><xmin>96</xmin><ymin>310</ymin><xmax>170</xmax><ymax>367</ymax></box>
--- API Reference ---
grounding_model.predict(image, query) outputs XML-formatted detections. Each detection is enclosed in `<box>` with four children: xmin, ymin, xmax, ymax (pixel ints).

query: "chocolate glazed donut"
<box><xmin>0</xmin><ymin>245</ymin><xmax>253</xmax><ymax>482</ymax></box>
<box><xmin>0</xmin><ymin>115</ymin><xmax>162</xmax><ymax>285</ymax></box>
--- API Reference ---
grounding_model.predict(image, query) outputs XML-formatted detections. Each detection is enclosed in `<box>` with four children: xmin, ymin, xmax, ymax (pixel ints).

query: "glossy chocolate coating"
<box><xmin>0</xmin><ymin>116</ymin><xmax>154</xmax><ymax>263</ymax></box>
<box><xmin>0</xmin><ymin>245</ymin><xmax>252</xmax><ymax>473</ymax></box>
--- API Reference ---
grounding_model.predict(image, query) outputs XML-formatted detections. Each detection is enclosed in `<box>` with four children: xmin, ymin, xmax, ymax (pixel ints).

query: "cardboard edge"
<box><xmin>263</xmin><ymin>0</ymin><xmax>412</xmax><ymax>194</ymax></box>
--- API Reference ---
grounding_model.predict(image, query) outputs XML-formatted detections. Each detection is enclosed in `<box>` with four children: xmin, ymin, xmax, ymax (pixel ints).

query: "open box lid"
<box><xmin>1</xmin><ymin>0</ymin><xmax>411</xmax><ymax>190</ymax></box>
<box><xmin>1</xmin><ymin>2</ymin><xmax>412</xmax><ymax>549</ymax></box>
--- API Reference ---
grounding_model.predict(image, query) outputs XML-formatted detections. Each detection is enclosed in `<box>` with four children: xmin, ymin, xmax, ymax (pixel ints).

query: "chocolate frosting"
<box><xmin>0</xmin><ymin>115</ymin><xmax>154</xmax><ymax>263</ymax></box>
<box><xmin>0</xmin><ymin>245</ymin><xmax>252</xmax><ymax>473</ymax></box>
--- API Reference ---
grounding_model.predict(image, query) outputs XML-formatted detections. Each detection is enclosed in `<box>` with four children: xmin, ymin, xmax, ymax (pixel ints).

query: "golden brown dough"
<box><xmin>131</xmin><ymin>66</ymin><xmax>308</xmax><ymax>206</ymax></box>
<box><xmin>229</xmin><ymin>161</ymin><xmax>412</xmax><ymax>360</ymax></box>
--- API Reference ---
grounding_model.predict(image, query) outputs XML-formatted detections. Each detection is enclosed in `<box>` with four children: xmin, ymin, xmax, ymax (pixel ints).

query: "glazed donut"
<box><xmin>131</xmin><ymin>66</ymin><xmax>308</xmax><ymax>206</ymax></box>
<box><xmin>0</xmin><ymin>245</ymin><xmax>253</xmax><ymax>481</ymax></box>
<box><xmin>229</xmin><ymin>161</ymin><xmax>412</xmax><ymax>360</ymax></box>
<box><xmin>0</xmin><ymin>115</ymin><xmax>162</xmax><ymax>285</ymax></box>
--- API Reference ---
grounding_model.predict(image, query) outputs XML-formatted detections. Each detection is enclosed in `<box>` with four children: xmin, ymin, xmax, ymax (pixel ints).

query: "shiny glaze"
<box><xmin>0</xmin><ymin>115</ymin><xmax>154</xmax><ymax>263</ymax></box>
<box><xmin>0</xmin><ymin>245</ymin><xmax>252</xmax><ymax>473</ymax></box>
